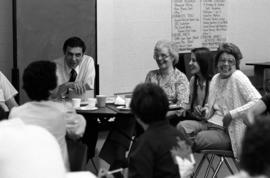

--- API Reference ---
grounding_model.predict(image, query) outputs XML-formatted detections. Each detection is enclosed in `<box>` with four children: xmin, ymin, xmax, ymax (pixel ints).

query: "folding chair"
<box><xmin>193</xmin><ymin>149</ymin><xmax>239</xmax><ymax>178</ymax></box>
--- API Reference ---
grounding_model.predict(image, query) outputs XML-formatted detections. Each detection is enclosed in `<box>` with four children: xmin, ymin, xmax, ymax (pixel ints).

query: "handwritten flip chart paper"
<box><xmin>172</xmin><ymin>0</ymin><xmax>227</xmax><ymax>52</ymax></box>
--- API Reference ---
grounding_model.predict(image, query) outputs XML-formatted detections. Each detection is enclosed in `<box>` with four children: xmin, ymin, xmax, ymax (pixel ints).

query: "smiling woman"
<box><xmin>177</xmin><ymin>42</ymin><xmax>261</xmax><ymax>160</ymax></box>
<box><xmin>145</xmin><ymin>40</ymin><xmax>189</xmax><ymax>110</ymax></box>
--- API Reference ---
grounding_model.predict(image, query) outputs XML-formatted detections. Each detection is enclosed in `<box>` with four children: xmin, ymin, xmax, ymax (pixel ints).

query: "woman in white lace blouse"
<box><xmin>177</xmin><ymin>43</ymin><xmax>261</xmax><ymax>159</ymax></box>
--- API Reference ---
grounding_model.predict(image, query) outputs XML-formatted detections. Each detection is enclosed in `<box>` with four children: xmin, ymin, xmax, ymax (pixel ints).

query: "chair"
<box><xmin>193</xmin><ymin>149</ymin><xmax>239</xmax><ymax>178</ymax></box>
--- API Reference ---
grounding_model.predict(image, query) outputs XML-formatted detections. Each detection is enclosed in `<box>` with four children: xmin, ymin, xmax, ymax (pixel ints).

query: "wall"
<box><xmin>97</xmin><ymin>0</ymin><xmax>171</xmax><ymax>95</ymax></box>
<box><xmin>227</xmin><ymin>0</ymin><xmax>270</xmax><ymax>75</ymax></box>
<box><xmin>17</xmin><ymin>0</ymin><xmax>96</xmax><ymax>103</ymax></box>
<box><xmin>98</xmin><ymin>0</ymin><xmax>270</xmax><ymax>95</ymax></box>
<box><xmin>1</xmin><ymin>1</ymin><xmax>270</xmax><ymax>98</ymax></box>
<box><xmin>0</xmin><ymin>0</ymin><xmax>13</xmax><ymax>79</ymax></box>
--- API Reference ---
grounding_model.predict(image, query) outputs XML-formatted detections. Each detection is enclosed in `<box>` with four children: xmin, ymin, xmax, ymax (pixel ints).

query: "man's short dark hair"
<box><xmin>240</xmin><ymin>116</ymin><xmax>270</xmax><ymax>176</ymax></box>
<box><xmin>23</xmin><ymin>61</ymin><xmax>57</xmax><ymax>101</ymax></box>
<box><xmin>130</xmin><ymin>83</ymin><xmax>169</xmax><ymax>124</ymax></box>
<box><xmin>62</xmin><ymin>36</ymin><xmax>86</xmax><ymax>53</ymax></box>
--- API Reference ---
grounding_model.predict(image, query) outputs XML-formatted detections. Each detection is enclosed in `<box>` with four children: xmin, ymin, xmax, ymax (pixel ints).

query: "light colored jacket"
<box><xmin>206</xmin><ymin>70</ymin><xmax>261</xmax><ymax>159</ymax></box>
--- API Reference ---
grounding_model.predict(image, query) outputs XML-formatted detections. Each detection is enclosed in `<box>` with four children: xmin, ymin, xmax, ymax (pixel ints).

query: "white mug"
<box><xmin>71</xmin><ymin>98</ymin><xmax>81</xmax><ymax>108</ymax></box>
<box><xmin>87</xmin><ymin>98</ymin><xmax>96</xmax><ymax>108</ymax></box>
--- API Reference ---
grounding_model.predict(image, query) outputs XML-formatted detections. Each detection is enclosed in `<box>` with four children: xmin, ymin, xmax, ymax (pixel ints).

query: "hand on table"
<box><xmin>57</xmin><ymin>81</ymin><xmax>87</xmax><ymax>98</ymax></box>
<box><xmin>71</xmin><ymin>81</ymin><xmax>86</xmax><ymax>95</ymax></box>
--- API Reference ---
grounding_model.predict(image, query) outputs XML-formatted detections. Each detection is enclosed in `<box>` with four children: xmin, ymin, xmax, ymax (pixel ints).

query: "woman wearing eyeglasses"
<box><xmin>177</xmin><ymin>43</ymin><xmax>261</xmax><ymax>159</ymax></box>
<box><xmin>145</xmin><ymin>40</ymin><xmax>190</xmax><ymax>118</ymax></box>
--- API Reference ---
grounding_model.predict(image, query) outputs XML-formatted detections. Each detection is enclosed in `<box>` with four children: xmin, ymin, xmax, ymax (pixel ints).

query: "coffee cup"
<box><xmin>72</xmin><ymin>98</ymin><xmax>81</xmax><ymax>108</ymax></box>
<box><xmin>88</xmin><ymin>98</ymin><xmax>96</xmax><ymax>108</ymax></box>
<box><xmin>96</xmin><ymin>95</ymin><xmax>106</xmax><ymax>108</ymax></box>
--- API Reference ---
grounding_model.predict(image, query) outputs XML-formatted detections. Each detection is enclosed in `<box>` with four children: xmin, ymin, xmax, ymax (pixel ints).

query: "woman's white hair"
<box><xmin>153</xmin><ymin>40</ymin><xmax>179</xmax><ymax>66</ymax></box>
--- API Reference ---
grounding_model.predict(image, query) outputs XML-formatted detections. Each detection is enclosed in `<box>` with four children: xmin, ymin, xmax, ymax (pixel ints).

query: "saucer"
<box><xmin>116</xmin><ymin>106</ymin><xmax>130</xmax><ymax>111</ymax></box>
<box><xmin>80</xmin><ymin>101</ymin><xmax>88</xmax><ymax>106</ymax></box>
<box><xmin>77</xmin><ymin>106</ymin><xmax>98</xmax><ymax>111</ymax></box>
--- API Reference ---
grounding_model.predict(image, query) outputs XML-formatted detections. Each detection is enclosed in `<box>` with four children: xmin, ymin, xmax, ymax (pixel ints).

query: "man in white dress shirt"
<box><xmin>53</xmin><ymin>36</ymin><xmax>97</xmax><ymax>160</ymax></box>
<box><xmin>53</xmin><ymin>36</ymin><xmax>95</xmax><ymax>99</ymax></box>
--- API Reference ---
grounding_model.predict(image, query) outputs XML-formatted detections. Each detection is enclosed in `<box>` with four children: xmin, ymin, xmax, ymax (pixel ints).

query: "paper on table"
<box><xmin>77</xmin><ymin>106</ymin><xmax>98</xmax><ymax>111</ymax></box>
<box><xmin>116</xmin><ymin>106</ymin><xmax>130</xmax><ymax>111</ymax></box>
<box><xmin>114</xmin><ymin>96</ymin><xmax>125</xmax><ymax>105</ymax></box>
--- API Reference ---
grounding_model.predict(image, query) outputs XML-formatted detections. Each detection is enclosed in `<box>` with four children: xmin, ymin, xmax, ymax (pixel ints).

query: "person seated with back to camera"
<box><xmin>226</xmin><ymin>116</ymin><xmax>270</xmax><ymax>178</ymax></box>
<box><xmin>8</xmin><ymin>60</ymin><xmax>86</xmax><ymax>170</ymax></box>
<box><xmin>145</xmin><ymin>40</ymin><xmax>190</xmax><ymax>119</ymax></box>
<box><xmin>0</xmin><ymin>70</ymin><xmax>18</xmax><ymax>111</ymax></box>
<box><xmin>170</xmin><ymin>47</ymin><xmax>213</xmax><ymax>126</ymax></box>
<box><xmin>177</xmin><ymin>42</ymin><xmax>261</xmax><ymax>159</ymax></box>
<box><xmin>127</xmin><ymin>83</ymin><xmax>194</xmax><ymax>178</ymax></box>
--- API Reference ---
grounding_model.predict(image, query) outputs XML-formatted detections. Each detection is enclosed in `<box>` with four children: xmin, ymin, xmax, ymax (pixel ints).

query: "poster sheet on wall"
<box><xmin>172</xmin><ymin>0</ymin><xmax>228</xmax><ymax>53</ymax></box>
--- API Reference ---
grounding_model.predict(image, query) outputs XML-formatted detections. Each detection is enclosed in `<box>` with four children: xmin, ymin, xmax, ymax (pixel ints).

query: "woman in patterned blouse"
<box><xmin>145</xmin><ymin>40</ymin><xmax>190</xmax><ymax>118</ymax></box>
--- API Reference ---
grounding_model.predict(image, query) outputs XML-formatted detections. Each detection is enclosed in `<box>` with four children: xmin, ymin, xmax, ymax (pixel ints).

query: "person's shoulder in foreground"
<box><xmin>0</xmin><ymin>118</ymin><xmax>97</xmax><ymax>178</ymax></box>
<box><xmin>226</xmin><ymin>117</ymin><xmax>270</xmax><ymax>178</ymax></box>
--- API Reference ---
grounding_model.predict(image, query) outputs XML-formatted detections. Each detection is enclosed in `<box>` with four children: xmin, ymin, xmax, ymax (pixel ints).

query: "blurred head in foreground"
<box><xmin>23</xmin><ymin>60</ymin><xmax>57</xmax><ymax>101</ymax></box>
<box><xmin>240</xmin><ymin>116</ymin><xmax>270</xmax><ymax>177</ymax></box>
<box><xmin>0</xmin><ymin>118</ymin><xmax>66</xmax><ymax>178</ymax></box>
<box><xmin>130</xmin><ymin>83</ymin><xmax>169</xmax><ymax>129</ymax></box>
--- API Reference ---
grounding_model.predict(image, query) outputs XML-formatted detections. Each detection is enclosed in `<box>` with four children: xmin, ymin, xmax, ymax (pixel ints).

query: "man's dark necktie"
<box><xmin>69</xmin><ymin>69</ymin><xmax>77</xmax><ymax>82</ymax></box>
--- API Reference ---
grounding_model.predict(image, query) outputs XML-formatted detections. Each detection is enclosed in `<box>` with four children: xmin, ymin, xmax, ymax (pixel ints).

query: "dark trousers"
<box><xmin>81</xmin><ymin>118</ymin><xmax>99</xmax><ymax>159</ymax></box>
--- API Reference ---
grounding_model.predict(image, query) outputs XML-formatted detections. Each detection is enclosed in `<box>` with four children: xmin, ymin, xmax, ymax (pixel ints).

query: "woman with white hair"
<box><xmin>145</xmin><ymin>40</ymin><xmax>190</xmax><ymax>118</ymax></box>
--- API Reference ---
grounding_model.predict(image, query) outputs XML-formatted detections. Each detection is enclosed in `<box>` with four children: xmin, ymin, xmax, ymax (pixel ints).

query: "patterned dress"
<box><xmin>145</xmin><ymin>68</ymin><xmax>189</xmax><ymax>108</ymax></box>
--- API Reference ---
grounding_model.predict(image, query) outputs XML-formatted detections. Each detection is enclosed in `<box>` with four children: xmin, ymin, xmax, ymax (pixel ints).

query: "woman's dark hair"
<box><xmin>215</xmin><ymin>42</ymin><xmax>243</xmax><ymax>69</ymax></box>
<box><xmin>240</xmin><ymin>117</ymin><xmax>270</xmax><ymax>176</ymax></box>
<box><xmin>63</xmin><ymin>36</ymin><xmax>86</xmax><ymax>53</ymax></box>
<box><xmin>23</xmin><ymin>61</ymin><xmax>57</xmax><ymax>101</ymax></box>
<box><xmin>190</xmin><ymin>47</ymin><xmax>212</xmax><ymax>110</ymax></box>
<box><xmin>130</xmin><ymin>83</ymin><xmax>169</xmax><ymax>124</ymax></box>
